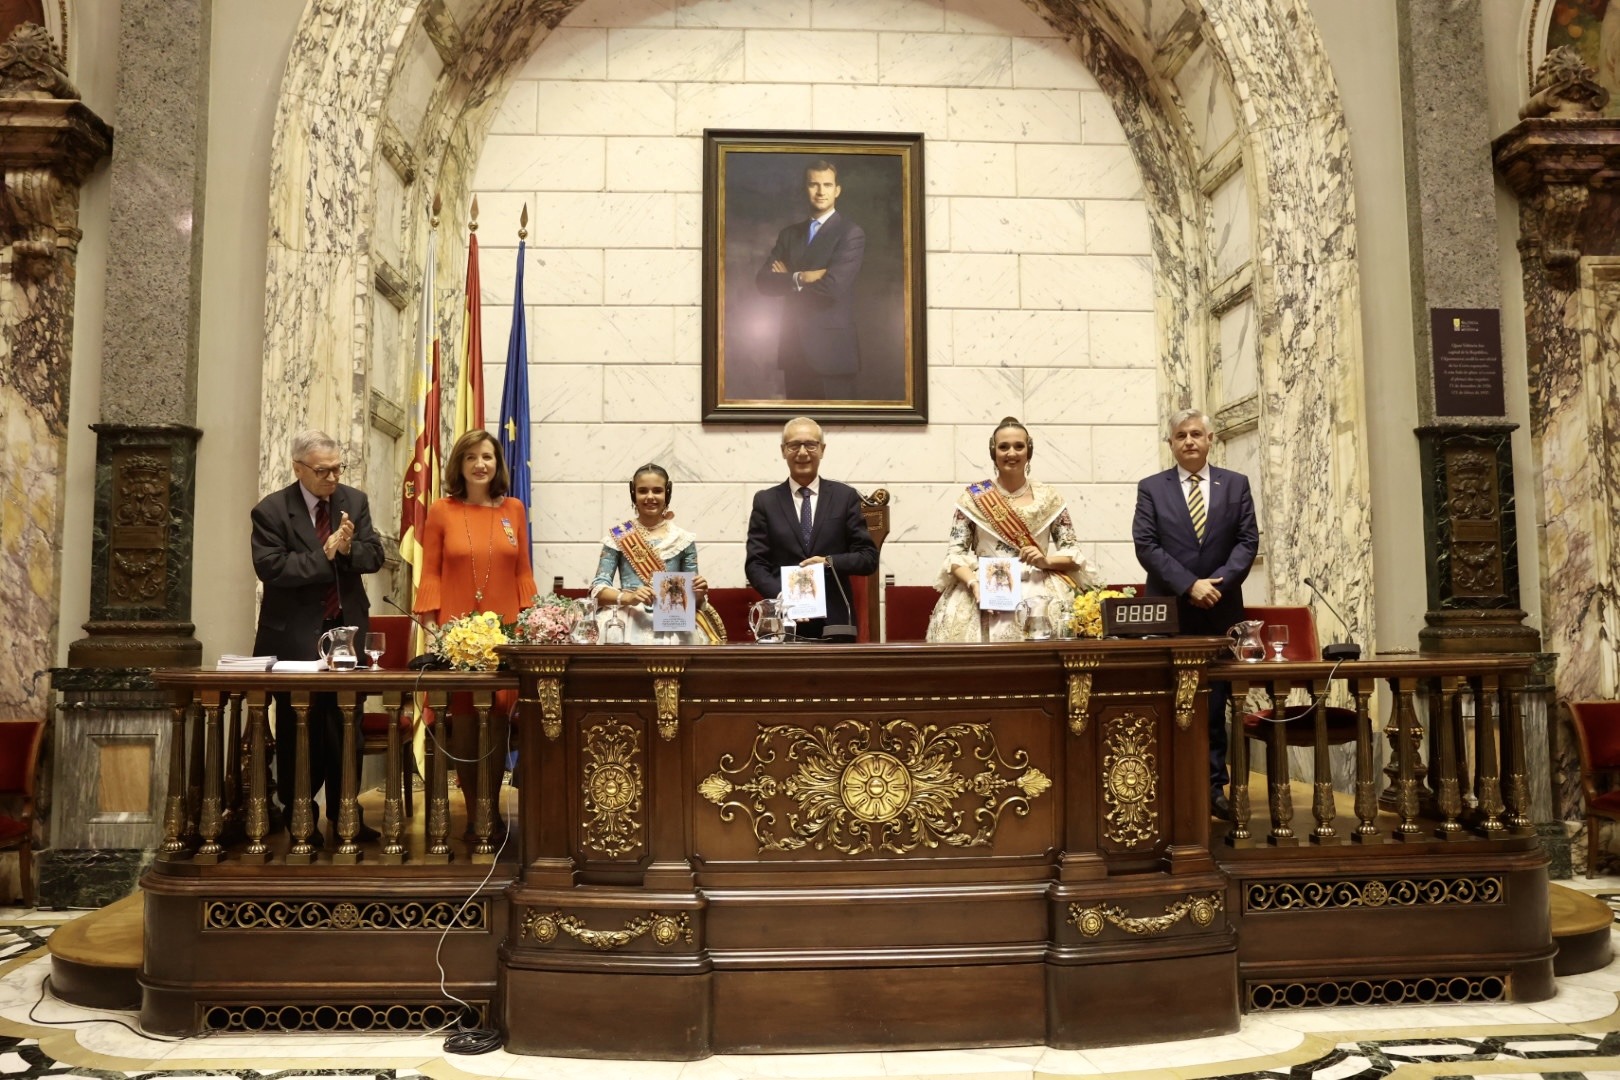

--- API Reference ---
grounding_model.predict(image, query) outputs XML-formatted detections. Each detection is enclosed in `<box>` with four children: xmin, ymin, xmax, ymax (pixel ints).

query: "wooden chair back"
<box><xmin>1565</xmin><ymin>700</ymin><xmax>1620</xmax><ymax>877</ymax></box>
<box><xmin>0</xmin><ymin>719</ymin><xmax>45</xmax><ymax>906</ymax></box>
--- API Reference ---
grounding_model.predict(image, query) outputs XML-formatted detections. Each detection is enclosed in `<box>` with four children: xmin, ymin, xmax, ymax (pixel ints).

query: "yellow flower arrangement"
<box><xmin>436</xmin><ymin>610</ymin><xmax>510</xmax><ymax>671</ymax></box>
<box><xmin>1068</xmin><ymin>587</ymin><xmax>1137</xmax><ymax>639</ymax></box>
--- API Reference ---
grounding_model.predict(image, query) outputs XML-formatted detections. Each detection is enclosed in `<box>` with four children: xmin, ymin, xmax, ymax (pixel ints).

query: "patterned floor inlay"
<box><xmin>0</xmin><ymin>929</ymin><xmax>53</xmax><ymax>967</ymax></box>
<box><xmin>0</xmin><ymin>1036</ymin><xmax>429</xmax><ymax>1079</ymax></box>
<box><xmin>1213</xmin><ymin>1033</ymin><xmax>1620</xmax><ymax>1080</ymax></box>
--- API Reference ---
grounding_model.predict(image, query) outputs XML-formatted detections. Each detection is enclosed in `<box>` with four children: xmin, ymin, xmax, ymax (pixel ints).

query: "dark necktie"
<box><xmin>1186</xmin><ymin>475</ymin><xmax>1206</xmax><ymax>542</ymax></box>
<box><xmin>799</xmin><ymin>486</ymin><xmax>813</xmax><ymax>551</ymax></box>
<box><xmin>314</xmin><ymin>500</ymin><xmax>341</xmax><ymax>619</ymax></box>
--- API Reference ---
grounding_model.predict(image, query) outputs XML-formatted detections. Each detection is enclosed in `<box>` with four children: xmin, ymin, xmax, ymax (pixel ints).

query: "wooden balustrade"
<box><xmin>151</xmin><ymin>670</ymin><xmax>520</xmax><ymax>865</ymax></box>
<box><xmin>1211</xmin><ymin>654</ymin><xmax>1536</xmax><ymax>848</ymax></box>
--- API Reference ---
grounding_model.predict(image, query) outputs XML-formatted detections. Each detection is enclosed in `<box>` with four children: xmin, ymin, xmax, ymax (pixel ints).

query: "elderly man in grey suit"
<box><xmin>251</xmin><ymin>429</ymin><xmax>385</xmax><ymax>843</ymax></box>
<box><xmin>1132</xmin><ymin>409</ymin><xmax>1259</xmax><ymax>819</ymax></box>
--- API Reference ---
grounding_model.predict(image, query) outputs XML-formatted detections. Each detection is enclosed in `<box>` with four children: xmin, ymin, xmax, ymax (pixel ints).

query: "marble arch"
<box><xmin>259</xmin><ymin>0</ymin><xmax>1370</xmax><ymax>636</ymax></box>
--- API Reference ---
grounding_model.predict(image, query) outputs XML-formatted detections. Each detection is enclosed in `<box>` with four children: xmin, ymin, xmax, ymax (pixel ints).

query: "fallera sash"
<box><xmin>611</xmin><ymin>520</ymin><xmax>724</xmax><ymax>644</ymax></box>
<box><xmin>965</xmin><ymin>481</ymin><xmax>1079</xmax><ymax>592</ymax></box>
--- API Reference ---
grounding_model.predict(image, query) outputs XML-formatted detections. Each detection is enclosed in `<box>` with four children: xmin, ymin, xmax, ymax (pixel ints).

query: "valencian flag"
<box><xmin>452</xmin><ymin>195</ymin><xmax>485</xmax><ymax>440</ymax></box>
<box><xmin>399</xmin><ymin>194</ymin><xmax>442</xmax><ymax>598</ymax></box>
<box><xmin>498</xmin><ymin>205</ymin><xmax>532</xmax><ymax>510</ymax></box>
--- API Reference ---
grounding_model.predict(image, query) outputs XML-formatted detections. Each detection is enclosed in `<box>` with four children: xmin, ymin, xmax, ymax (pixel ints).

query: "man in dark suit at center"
<box><xmin>251</xmin><ymin>429</ymin><xmax>385</xmax><ymax>844</ymax></box>
<box><xmin>755</xmin><ymin>159</ymin><xmax>866</xmax><ymax>401</ymax></box>
<box><xmin>1132</xmin><ymin>409</ymin><xmax>1259</xmax><ymax>819</ymax></box>
<box><xmin>746</xmin><ymin>417</ymin><xmax>877</xmax><ymax>641</ymax></box>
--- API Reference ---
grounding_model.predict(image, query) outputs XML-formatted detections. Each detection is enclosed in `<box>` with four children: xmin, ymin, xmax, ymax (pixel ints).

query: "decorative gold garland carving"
<box><xmin>202</xmin><ymin>899</ymin><xmax>487</xmax><ymax>931</ymax></box>
<box><xmin>646</xmin><ymin>660</ymin><xmax>684</xmax><ymax>740</ymax></box>
<box><xmin>1244</xmin><ymin>875</ymin><xmax>1504</xmax><ymax>912</ymax></box>
<box><xmin>1173</xmin><ymin>666</ymin><xmax>1199</xmax><ymax>731</ymax></box>
<box><xmin>519</xmin><ymin>909</ymin><xmax>693</xmax><ymax>951</ymax></box>
<box><xmin>580</xmin><ymin>722</ymin><xmax>643</xmax><ymax>856</ymax></box>
<box><xmin>1068</xmin><ymin>892</ymin><xmax>1224</xmax><ymax>938</ymax></box>
<box><xmin>698</xmin><ymin>718</ymin><xmax>1050</xmax><ymax>856</ymax></box>
<box><xmin>1063</xmin><ymin>654</ymin><xmax>1100</xmax><ymax>736</ymax></box>
<box><xmin>1101</xmin><ymin>712</ymin><xmax>1158</xmax><ymax>847</ymax></box>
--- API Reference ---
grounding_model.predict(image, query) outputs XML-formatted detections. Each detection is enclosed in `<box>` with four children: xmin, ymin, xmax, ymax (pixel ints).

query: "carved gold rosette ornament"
<box><xmin>1068</xmin><ymin>892</ymin><xmax>1223</xmax><ymax>938</ymax></box>
<box><xmin>580</xmin><ymin>722</ymin><xmax>644</xmax><ymax>855</ymax></box>
<box><xmin>519</xmin><ymin>909</ymin><xmax>693</xmax><ymax>951</ymax></box>
<box><xmin>1101</xmin><ymin>712</ymin><xmax>1158</xmax><ymax>847</ymax></box>
<box><xmin>698</xmin><ymin>718</ymin><xmax>1051</xmax><ymax>856</ymax></box>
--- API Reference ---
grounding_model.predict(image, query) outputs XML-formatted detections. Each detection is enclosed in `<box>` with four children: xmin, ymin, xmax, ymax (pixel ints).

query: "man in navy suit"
<box><xmin>251</xmin><ymin>429</ymin><xmax>384</xmax><ymax>841</ymax></box>
<box><xmin>745</xmin><ymin>417</ymin><xmax>878</xmax><ymax>640</ymax></box>
<box><xmin>755</xmin><ymin>160</ymin><xmax>866</xmax><ymax>401</ymax></box>
<box><xmin>1132</xmin><ymin>409</ymin><xmax>1259</xmax><ymax>818</ymax></box>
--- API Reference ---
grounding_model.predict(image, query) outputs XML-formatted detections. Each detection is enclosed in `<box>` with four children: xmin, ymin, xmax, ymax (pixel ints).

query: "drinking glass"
<box><xmin>1264</xmin><ymin>624</ymin><xmax>1289</xmax><ymax>662</ymax></box>
<box><xmin>364</xmin><ymin>631</ymin><xmax>386</xmax><ymax>669</ymax></box>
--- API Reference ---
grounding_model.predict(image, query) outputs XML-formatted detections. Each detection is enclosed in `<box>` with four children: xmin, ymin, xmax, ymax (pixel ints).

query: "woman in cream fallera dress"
<box><xmin>926</xmin><ymin>418</ymin><xmax>1101</xmax><ymax>643</ymax></box>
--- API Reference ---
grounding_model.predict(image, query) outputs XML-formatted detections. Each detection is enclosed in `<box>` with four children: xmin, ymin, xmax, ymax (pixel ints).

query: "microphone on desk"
<box><xmin>1303</xmin><ymin>576</ymin><xmax>1362</xmax><ymax>661</ymax></box>
<box><xmin>385</xmin><ymin>597</ymin><xmax>451</xmax><ymax>669</ymax></box>
<box><xmin>822</xmin><ymin>564</ymin><xmax>858</xmax><ymax>642</ymax></box>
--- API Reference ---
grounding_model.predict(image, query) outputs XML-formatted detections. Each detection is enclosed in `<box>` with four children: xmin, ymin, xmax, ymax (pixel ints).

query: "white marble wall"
<box><xmin>469</xmin><ymin>0</ymin><xmax>1160</xmax><ymax>591</ymax></box>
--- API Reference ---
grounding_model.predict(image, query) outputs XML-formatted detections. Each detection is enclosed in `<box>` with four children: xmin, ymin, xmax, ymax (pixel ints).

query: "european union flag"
<box><xmin>498</xmin><ymin>238</ymin><xmax>531</xmax><ymax>510</ymax></box>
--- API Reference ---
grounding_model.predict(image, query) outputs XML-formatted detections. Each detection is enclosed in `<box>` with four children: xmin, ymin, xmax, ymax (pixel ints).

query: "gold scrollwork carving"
<box><xmin>519</xmin><ymin>909</ymin><xmax>693</xmax><ymax>951</ymax></box>
<box><xmin>698</xmin><ymin>719</ymin><xmax>1050</xmax><ymax>856</ymax></box>
<box><xmin>202</xmin><ymin>899</ymin><xmax>487</xmax><ymax>931</ymax></box>
<box><xmin>537</xmin><ymin>678</ymin><xmax>562</xmax><ymax>740</ymax></box>
<box><xmin>1173</xmin><ymin>666</ymin><xmax>1199</xmax><ymax>731</ymax></box>
<box><xmin>581</xmin><ymin>722</ymin><xmax>643</xmax><ymax>856</ymax></box>
<box><xmin>653</xmin><ymin>677</ymin><xmax>680</xmax><ymax>740</ymax></box>
<box><xmin>1102</xmin><ymin>712</ymin><xmax>1158</xmax><ymax>847</ymax></box>
<box><xmin>1063</xmin><ymin>655</ymin><xmax>1100</xmax><ymax>736</ymax></box>
<box><xmin>1068</xmin><ymin>892</ymin><xmax>1224</xmax><ymax>938</ymax></box>
<box><xmin>1244</xmin><ymin>875</ymin><xmax>1503</xmax><ymax>912</ymax></box>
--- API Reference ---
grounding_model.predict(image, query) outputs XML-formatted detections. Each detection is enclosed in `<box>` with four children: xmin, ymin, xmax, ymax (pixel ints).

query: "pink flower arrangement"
<box><xmin>511</xmin><ymin>594</ymin><xmax>580</xmax><ymax>644</ymax></box>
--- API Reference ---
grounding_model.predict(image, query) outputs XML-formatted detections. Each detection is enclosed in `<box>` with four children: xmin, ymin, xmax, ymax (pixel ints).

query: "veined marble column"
<box><xmin>1494</xmin><ymin>53</ymin><xmax>1620</xmax><ymax>834</ymax></box>
<box><xmin>66</xmin><ymin>0</ymin><xmax>210</xmax><ymax>668</ymax></box>
<box><xmin>1397</xmin><ymin>0</ymin><xmax>1538</xmax><ymax>655</ymax></box>
<box><xmin>0</xmin><ymin>24</ymin><xmax>111</xmax><ymax>721</ymax></box>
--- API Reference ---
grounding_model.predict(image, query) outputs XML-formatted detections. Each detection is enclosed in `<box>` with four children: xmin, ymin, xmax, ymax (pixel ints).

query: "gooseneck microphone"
<box><xmin>822</xmin><ymin>561</ymin><xmax>858</xmax><ymax>642</ymax></box>
<box><xmin>1303</xmin><ymin>576</ymin><xmax>1362</xmax><ymax>661</ymax></box>
<box><xmin>385</xmin><ymin>597</ymin><xmax>450</xmax><ymax>669</ymax></box>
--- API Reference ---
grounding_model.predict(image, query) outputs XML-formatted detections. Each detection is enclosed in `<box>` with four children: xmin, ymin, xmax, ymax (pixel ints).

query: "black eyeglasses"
<box><xmin>782</xmin><ymin>441</ymin><xmax>823</xmax><ymax>453</ymax></box>
<box><xmin>298</xmin><ymin>461</ymin><xmax>345</xmax><ymax>479</ymax></box>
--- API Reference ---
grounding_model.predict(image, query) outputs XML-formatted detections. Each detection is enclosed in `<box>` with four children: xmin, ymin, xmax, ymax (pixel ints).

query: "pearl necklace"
<box><xmin>995</xmin><ymin>480</ymin><xmax>1030</xmax><ymax>499</ymax></box>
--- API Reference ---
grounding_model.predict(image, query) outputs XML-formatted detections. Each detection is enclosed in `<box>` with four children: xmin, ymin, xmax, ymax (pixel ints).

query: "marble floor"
<box><xmin>3</xmin><ymin>885</ymin><xmax>1620</xmax><ymax>1080</ymax></box>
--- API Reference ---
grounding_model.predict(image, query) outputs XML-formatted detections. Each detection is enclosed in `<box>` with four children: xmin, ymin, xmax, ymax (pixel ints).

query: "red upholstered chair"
<box><xmin>0</xmin><ymin>719</ymin><xmax>44</xmax><ymax>906</ymax></box>
<box><xmin>1566</xmin><ymin>701</ymin><xmax>1620</xmax><ymax>878</ymax></box>
<box><xmin>1239</xmin><ymin>605</ymin><xmax>1359</xmax><ymax>748</ymax></box>
<box><xmin>884</xmin><ymin>577</ymin><xmax>938</xmax><ymax>642</ymax></box>
<box><xmin>362</xmin><ymin>615</ymin><xmax>422</xmax><ymax>814</ymax></box>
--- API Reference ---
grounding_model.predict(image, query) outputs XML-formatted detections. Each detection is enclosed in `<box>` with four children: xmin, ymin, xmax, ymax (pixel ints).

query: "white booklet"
<box><xmin>780</xmin><ymin>562</ymin><xmax>827</xmax><ymax>621</ymax></box>
<box><xmin>650</xmin><ymin>571</ymin><xmax>697</xmax><ymax>633</ymax></box>
<box><xmin>978</xmin><ymin>556</ymin><xmax>1024</xmax><ymax>612</ymax></box>
<box><xmin>270</xmin><ymin>658</ymin><xmax>328</xmax><ymax>673</ymax></box>
<box><xmin>216</xmin><ymin>654</ymin><xmax>275</xmax><ymax>671</ymax></box>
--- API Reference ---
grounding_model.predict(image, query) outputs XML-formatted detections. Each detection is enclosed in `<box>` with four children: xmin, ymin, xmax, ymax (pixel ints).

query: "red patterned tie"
<box><xmin>315</xmin><ymin>500</ymin><xmax>341</xmax><ymax>619</ymax></box>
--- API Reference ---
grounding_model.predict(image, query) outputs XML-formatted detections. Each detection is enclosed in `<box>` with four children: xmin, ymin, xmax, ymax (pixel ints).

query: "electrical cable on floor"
<box><xmin>26</xmin><ymin>973</ymin><xmax>184</xmax><ymax>1041</ymax></box>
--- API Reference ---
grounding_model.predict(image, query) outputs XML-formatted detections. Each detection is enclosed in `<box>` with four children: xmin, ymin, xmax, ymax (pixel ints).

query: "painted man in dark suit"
<box><xmin>251</xmin><ymin>429</ymin><xmax>384</xmax><ymax>842</ymax></box>
<box><xmin>755</xmin><ymin>160</ymin><xmax>866</xmax><ymax>401</ymax></box>
<box><xmin>745</xmin><ymin>417</ymin><xmax>878</xmax><ymax>641</ymax></box>
<box><xmin>1132</xmin><ymin>409</ymin><xmax>1259</xmax><ymax>819</ymax></box>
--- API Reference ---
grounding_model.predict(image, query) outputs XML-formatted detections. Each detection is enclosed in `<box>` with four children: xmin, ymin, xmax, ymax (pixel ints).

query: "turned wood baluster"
<box><xmin>472</xmin><ymin>692</ymin><xmax>496</xmax><ymax>861</ymax></box>
<box><xmin>222</xmin><ymin>691</ymin><xmax>242</xmax><ymax>838</ymax></box>
<box><xmin>1432</xmin><ymin>675</ymin><xmax>1464</xmax><ymax>839</ymax></box>
<box><xmin>1474</xmin><ymin>673</ymin><xmax>1506</xmax><ymax>835</ymax></box>
<box><xmin>1309</xmin><ymin>677</ymin><xmax>1337</xmax><ymax>843</ymax></box>
<box><xmin>194</xmin><ymin>695</ymin><xmax>226</xmax><ymax>863</ymax></box>
<box><xmin>1226</xmin><ymin>677</ymin><xmax>1252</xmax><ymax>843</ymax></box>
<box><xmin>1350</xmin><ymin>678</ymin><xmax>1379</xmax><ymax>841</ymax></box>
<box><xmin>380</xmin><ymin>692</ymin><xmax>406</xmax><ymax>864</ymax></box>
<box><xmin>332</xmin><ymin>694</ymin><xmax>362</xmax><ymax>864</ymax></box>
<box><xmin>158</xmin><ymin>695</ymin><xmax>192</xmax><ymax>861</ymax></box>
<box><xmin>425</xmin><ymin>691</ymin><xmax>452</xmax><ymax>862</ymax></box>
<box><xmin>1391</xmin><ymin>678</ymin><xmax>1422</xmax><ymax>839</ymax></box>
<box><xmin>1503</xmin><ymin>672</ymin><xmax>1533</xmax><ymax>833</ymax></box>
<box><xmin>185</xmin><ymin>695</ymin><xmax>205</xmax><ymax>843</ymax></box>
<box><xmin>285</xmin><ymin>693</ymin><xmax>318</xmax><ymax>864</ymax></box>
<box><xmin>1265</xmin><ymin>678</ymin><xmax>1296</xmax><ymax>846</ymax></box>
<box><xmin>242</xmin><ymin>697</ymin><xmax>270</xmax><ymax>862</ymax></box>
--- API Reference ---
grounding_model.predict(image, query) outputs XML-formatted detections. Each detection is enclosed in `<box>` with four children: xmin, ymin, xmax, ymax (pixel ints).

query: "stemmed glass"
<box><xmin>1264</xmin><ymin>624</ymin><xmax>1289</xmax><ymax>662</ymax></box>
<box><xmin>364</xmin><ymin>631</ymin><xmax>386</xmax><ymax>669</ymax></box>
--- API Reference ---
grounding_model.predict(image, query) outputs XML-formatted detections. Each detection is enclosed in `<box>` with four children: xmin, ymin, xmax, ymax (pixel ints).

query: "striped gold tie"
<box><xmin>1187</xmin><ymin>474</ymin><xmax>1206</xmax><ymax>541</ymax></box>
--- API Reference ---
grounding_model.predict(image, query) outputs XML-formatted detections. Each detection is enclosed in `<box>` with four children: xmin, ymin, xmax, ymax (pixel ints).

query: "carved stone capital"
<box><xmin>0</xmin><ymin>23</ymin><xmax>77</xmax><ymax>99</ymax></box>
<box><xmin>1521</xmin><ymin>45</ymin><xmax>1610</xmax><ymax>119</ymax></box>
<box><xmin>1494</xmin><ymin>119</ymin><xmax>1620</xmax><ymax>290</ymax></box>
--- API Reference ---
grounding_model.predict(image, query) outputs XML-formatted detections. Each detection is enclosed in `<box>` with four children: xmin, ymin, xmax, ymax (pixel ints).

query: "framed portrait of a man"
<box><xmin>702</xmin><ymin>130</ymin><xmax>927</xmax><ymax>425</ymax></box>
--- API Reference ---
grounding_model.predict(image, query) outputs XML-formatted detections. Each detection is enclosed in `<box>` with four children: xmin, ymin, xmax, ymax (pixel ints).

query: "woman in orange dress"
<box><xmin>413</xmin><ymin>429</ymin><xmax>538</xmax><ymax>835</ymax></box>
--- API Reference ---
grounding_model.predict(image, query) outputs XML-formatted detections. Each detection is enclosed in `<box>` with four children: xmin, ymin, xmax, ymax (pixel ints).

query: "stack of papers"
<box><xmin>216</xmin><ymin>654</ymin><xmax>275</xmax><ymax>672</ymax></box>
<box><xmin>270</xmin><ymin>659</ymin><xmax>327</xmax><ymax>673</ymax></box>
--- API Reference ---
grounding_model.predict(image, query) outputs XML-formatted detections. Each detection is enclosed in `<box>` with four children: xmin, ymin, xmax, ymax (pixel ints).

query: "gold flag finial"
<box><xmin>519</xmin><ymin>203</ymin><xmax>529</xmax><ymax>241</ymax></box>
<box><xmin>469</xmin><ymin>194</ymin><xmax>480</xmax><ymax>232</ymax></box>
<box><xmin>430</xmin><ymin>191</ymin><xmax>441</xmax><ymax>227</ymax></box>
